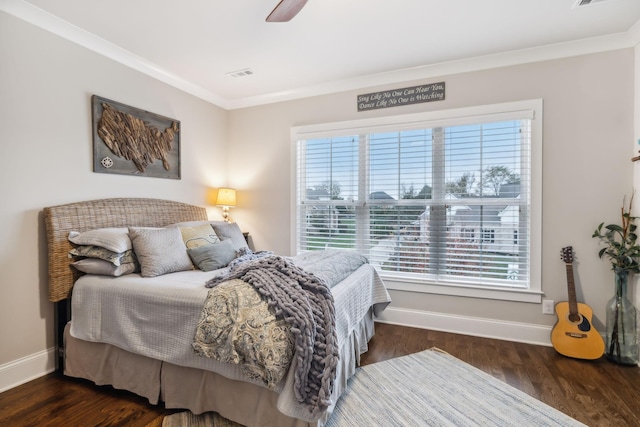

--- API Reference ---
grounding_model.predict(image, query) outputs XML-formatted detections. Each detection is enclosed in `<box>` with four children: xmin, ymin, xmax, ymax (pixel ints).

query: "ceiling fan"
<box><xmin>266</xmin><ymin>0</ymin><xmax>308</xmax><ymax>22</ymax></box>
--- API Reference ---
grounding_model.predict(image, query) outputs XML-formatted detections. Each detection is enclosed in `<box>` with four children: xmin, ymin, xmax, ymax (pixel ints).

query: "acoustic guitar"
<box><xmin>550</xmin><ymin>246</ymin><xmax>604</xmax><ymax>360</ymax></box>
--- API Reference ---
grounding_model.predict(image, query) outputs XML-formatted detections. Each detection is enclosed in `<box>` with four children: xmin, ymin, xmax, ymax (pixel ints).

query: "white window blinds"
<box><xmin>294</xmin><ymin>101</ymin><xmax>540</xmax><ymax>295</ymax></box>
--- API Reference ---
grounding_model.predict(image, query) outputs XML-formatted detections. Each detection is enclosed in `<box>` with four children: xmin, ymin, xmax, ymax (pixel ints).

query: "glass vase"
<box><xmin>605</xmin><ymin>269</ymin><xmax>639</xmax><ymax>365</ymax></box>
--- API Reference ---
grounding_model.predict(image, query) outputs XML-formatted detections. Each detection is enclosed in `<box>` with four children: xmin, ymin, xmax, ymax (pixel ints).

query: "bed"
<box><xmin>44</xmin><ymin>198</ymin><xmax>391</xmax><ymax>427</ymax></box>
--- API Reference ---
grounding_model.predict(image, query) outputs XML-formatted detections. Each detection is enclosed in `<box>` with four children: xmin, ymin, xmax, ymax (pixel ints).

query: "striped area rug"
<box><xmin>164</xmin><ymin>348</ymin><xmax>585</xmax><ymax>427</ymax></box>
<box><xmin>326</xmin><ymin>348</ymin><xmax>585</xmax><ymax>427</ymax></box>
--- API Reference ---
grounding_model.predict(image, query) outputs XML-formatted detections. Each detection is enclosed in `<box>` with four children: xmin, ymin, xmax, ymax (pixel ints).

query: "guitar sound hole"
<box><xmin>566</xmin><ymin>313</ymin><xmax>592</xmax><ymax>332</ymax></box>
<box><xmin>577</xmin><ymin>316</ymin><xmax>591</xmax><ymax>332</ymax></box>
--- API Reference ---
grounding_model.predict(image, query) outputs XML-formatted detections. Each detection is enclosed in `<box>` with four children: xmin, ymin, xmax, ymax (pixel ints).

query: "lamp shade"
<box><xmin>216</xmin><ymin>187</ymin><xmax>236</xmax><ymax>207</ymax></box>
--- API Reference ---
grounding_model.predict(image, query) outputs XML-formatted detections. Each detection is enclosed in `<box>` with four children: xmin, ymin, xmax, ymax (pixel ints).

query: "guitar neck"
<box><xmin>565</xmin><ymin>263</ymin><xmax>579</xmax><ymax>316</ymax></box>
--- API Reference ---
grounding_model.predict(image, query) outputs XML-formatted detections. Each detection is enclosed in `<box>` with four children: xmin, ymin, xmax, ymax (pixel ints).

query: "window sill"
<box><xmin>380</xmin><ymin>273</ymin><xmax>543</xmax><ymax>303</ymax></box>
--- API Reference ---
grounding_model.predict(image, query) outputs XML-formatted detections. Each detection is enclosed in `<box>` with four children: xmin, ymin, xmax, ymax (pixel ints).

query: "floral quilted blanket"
<box><xmin>192</xmin><ymin>278</ymin><xmax>294</xmax><ymax>387</ymax></box>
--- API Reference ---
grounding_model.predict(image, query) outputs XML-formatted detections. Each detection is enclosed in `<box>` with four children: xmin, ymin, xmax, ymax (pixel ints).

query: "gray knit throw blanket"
<box><xmin>205</xmin><ymin>255</ymin><xmax>339</xmax><ymax>416</ymax></box>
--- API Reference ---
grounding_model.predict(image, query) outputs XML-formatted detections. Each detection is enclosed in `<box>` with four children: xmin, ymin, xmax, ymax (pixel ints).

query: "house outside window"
<box><xmin>293</xmin><ymin>100</ymin><xmax>542</xmax><ymax>302</ymax></box>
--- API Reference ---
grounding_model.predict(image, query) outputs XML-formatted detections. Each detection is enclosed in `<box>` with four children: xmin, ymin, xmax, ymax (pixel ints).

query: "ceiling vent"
<box><xmin>226</xmin><ymin>68</ymin><xmax>254</xmax><ymax>78</ymax></box>
<box><xmin>573</xmin><ymin>0</ymin><xmax>614</xmax><ymax>7</ymax></box>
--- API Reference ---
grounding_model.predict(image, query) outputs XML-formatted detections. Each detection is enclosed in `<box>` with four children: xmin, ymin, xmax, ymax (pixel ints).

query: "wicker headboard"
<box><xmin>44</xmin><ymin>198</ymin><xmax>208</xmax><ymax>302</ymax></box>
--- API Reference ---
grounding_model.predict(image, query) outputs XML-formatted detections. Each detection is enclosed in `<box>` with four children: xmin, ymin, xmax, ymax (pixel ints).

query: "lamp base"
<box><xmin>221</xmin><ymin>206</ymin><xmax>231</xmax><ymax>223</ymax></box>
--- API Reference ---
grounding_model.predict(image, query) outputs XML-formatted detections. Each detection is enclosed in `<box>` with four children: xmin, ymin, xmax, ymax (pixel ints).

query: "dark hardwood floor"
<box><xmin>1</xmin><ymin>323</ymin><xmax>639</xmax><ymax>426</ymax></box>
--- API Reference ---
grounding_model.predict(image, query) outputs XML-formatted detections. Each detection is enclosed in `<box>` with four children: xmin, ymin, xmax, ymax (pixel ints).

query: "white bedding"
<box><xmin>70</xmin><ymin>263</ymin><xmax>391</xmax><ymax>422</ymax></box>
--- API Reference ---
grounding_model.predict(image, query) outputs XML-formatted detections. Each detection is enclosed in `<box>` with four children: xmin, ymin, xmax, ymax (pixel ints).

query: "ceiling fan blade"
<box><xmin>266</xmin><ymin>0</ymin><xmax>308</xmax><ymax>22</ymax></box>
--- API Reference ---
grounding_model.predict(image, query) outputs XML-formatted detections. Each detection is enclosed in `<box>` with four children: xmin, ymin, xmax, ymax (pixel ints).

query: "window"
<box><xmin>481</xmin><ymin>229</ymin><xmax>495</xmax><ymax>244</ymax></box>
<box><xmin>293</xmin><ymin>100</ymin><xmax>542</xmax><ymax>302</ymax></box>
<box><xmin>461</xmin><ymin>228</ymin><xmax>475</xmax><ymax>241</ymax></box>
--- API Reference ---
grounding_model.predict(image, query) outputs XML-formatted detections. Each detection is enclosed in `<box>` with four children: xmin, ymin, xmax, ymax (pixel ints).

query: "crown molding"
<box><xmin>0</xmin><ymin>0</ymin><xmax>230</xmax><ymax>109</ymax></box>
<box><xmin>228</xmin><ymin>30</ymin><xmax>638</xmax><ymax>109</ymax></box>
<box><xmin>629</xmin><ymin>16</ymin><xmax>640</xmax><ymax>47</ymax></box>
<box><xmin>3</xmin><ymin>0</ymin><xmax>639</xmax><ymax>111</ymax></box>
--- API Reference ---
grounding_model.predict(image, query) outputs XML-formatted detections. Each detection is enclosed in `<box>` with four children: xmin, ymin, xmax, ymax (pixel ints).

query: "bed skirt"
<box><xmin>63</xmin><ymin>308</ymin><xmax>376</xmax><ymax>427</ymax></box>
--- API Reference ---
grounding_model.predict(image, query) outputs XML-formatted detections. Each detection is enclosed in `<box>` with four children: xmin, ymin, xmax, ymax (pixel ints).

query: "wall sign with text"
<box><xmin>357</xmin><ymin>82</ymin><xmax>445</xmax><ymax>112</ymax></box>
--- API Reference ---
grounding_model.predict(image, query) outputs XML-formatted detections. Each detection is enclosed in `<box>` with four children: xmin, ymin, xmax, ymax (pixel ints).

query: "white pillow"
<box><xmin>72</xmin><ymin>258</ymin><xmax>137</xmax><ymax>277</ymax></box>
<box><xmin>129</xmin><ymin>227</ymin><xmax>193</xmax><ymax>277</ymax></box>
<box><xmin>68</xmin><ymin>228</ymin><xmax>132</xmax><ymax>253</ymax></box>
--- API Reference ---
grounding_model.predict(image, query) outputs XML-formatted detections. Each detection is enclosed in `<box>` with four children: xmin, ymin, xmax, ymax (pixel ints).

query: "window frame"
<box><xmin>291</xmin><ymin>100</ymin><xmax>543</xmax><ymax>303</ymax></box>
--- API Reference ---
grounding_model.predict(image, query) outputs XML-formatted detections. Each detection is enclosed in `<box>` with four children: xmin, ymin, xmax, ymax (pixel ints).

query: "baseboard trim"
<box><xmin>376</xmin><ymin>307</ymin><xmax>553</xmax><ymax>347</ymax></box>
<box><xmin>0</xmin><ymin>347</ymin><xmax>56</xmax><ymax>393</ymax></box>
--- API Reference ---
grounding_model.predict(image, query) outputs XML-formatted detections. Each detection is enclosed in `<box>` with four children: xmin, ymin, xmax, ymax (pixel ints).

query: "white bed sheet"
<box><xmin>70</xmin><ymin>263</ymin><xmax>390</xmax><ymax>422</ymax></box>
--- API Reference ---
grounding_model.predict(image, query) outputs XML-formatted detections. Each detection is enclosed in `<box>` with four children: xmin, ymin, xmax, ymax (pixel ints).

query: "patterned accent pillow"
<box><xmin>129</xmin><ymin>227</ymin><xmax>193</xmax><ymax>277</ymax></box>
<box><xmin>69</xmin><ymin>246</ymin><xmax>136</xmax><ymax>266</ymax></box>
<box><xmin>68</xmin><ymin>228</ymin><xmax>132</xmax><ymax>253</ymax></box>
<box><xmin>179</xmin><ymin>224</ymin><xmax>220</xmax><ymax>249</ymax></box>
<box><xmin>188</xmin><ymin>239</ymin><xmax>237</xmax><ymax>271</ymax></box>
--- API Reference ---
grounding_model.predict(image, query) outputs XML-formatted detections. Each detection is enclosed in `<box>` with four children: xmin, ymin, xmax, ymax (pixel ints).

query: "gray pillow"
<box><xmin>168</xmin><ymin>220</ymin><xmax>227</xmax><ymax>228</ymax></box>
<box><xmin>72</xmin><ymin>258</ymin><xmax>138</xmax><ymax>277</ymax></box>
<box><xmin>129</xmin><ymin>227</ymin><xmax>193</xmax><ymax>277</ymax></box>
<box><xmin>188</xmin><ymin>239</ymin><xmax>237</xmax><ymax>271</ymax></box>
<box><xmin>68</xmin><ymin>228</ymin><xmax>132</xmax><ymax>253</ymax></box>
<box><xmin>211</xmin><ymin>222</ymin><xmax>249</xmax><ymax>250</ymax></box>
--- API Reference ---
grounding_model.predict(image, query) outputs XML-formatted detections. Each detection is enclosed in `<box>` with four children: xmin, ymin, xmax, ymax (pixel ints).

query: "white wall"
<box><xmin>228</xmin><ymin>49</ymin><xmax>635</xmax><ymax>343</ymax></box>
<box><xmin>0</xmin><ymin>11</ymin><xmax>229</xmax><ymax>388</ymax></box>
